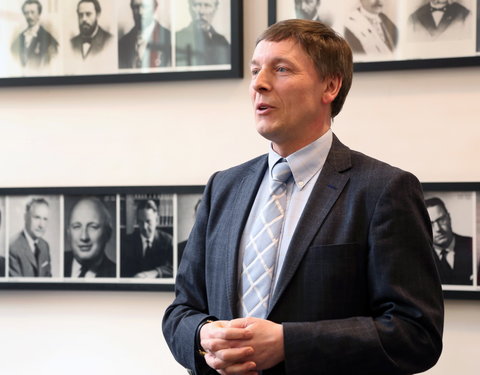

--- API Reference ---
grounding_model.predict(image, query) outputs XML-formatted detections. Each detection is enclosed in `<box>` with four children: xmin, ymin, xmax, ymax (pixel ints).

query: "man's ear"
<box><xmin>321</xmin><ymin>76</ymin><xmax>342</xmax><ymax>105</ymax></box>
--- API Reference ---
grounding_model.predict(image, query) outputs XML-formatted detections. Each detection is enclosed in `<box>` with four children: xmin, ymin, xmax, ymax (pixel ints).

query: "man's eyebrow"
<box><xmin>250</xmin><ymin>57</ymin><xmax>295</xmax><ymax>66</ymax></box>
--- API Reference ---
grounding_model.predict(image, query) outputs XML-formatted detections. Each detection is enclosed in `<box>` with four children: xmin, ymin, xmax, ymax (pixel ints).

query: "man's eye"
<box><xmin>251</xmin><ymin>69</ymin><xmax>259</xmax><ymax>76</ymax></box>
<box><xmin>277</xmin><ymin>66</ymin><xmax>288</xmax><ymax>73</ymax></box>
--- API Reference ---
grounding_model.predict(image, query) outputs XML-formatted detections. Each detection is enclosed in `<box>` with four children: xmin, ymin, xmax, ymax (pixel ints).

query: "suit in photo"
<box><xmin>0</xmin><ymin>256</ymin><xmax>5</xmax><ymax>277</ymax></box>
<box><xmin>121</xmin><ymin>228</ymin><xmax>173</xmax><ymax>278</ymax></box>
<box><xmin>11</xmin><ymin>25</ymin><xmax>58</xmax><ymax>68</ymax></box>
<box><xmin>64</xmin><ymin>251</ymin><xmax>116</xmax><ymax>278</ymax></box>
<box><xmin>163</xmin><ymin>135</ymin><xmax>443</xmax><ymax>375</ymax></box>
<box><xmin>344</xmin><ymin>9</ymin><xmax>398</xmax><ymax>54</ymax></box>
<box><xmin>70</xmin><ymin>26</ymin><xmax>112</xmax><ymax>59</ymax></box>
<box><xmin>409</xmin><ymin>1</ymin><xmax>470</xmax><ymax>37</ymax></box>
<box><xmin>176</xmin><ymin>23</ymin><xmax>230</xmax><ymax>66</ymax></box>
<box><xmin>434</xmin><ymin>233</ymin><xmax>473</xmax><ymax>285</ymax></box>
<box><xmin>9</xmin><ymin>232</ymin><xmax>51</xmax><ymax>277</ymax></box>
<box><xmin>118</xmin><ymin>21</ymin><xmax>171</xmax><ymax>68</ymax></box>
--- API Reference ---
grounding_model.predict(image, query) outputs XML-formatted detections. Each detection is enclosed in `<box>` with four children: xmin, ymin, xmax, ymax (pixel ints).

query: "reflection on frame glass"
<box><xmin>268</xmin><ymin>0</ymin><xmax>480</xmax><ymax>71</ymax></box>
<box><xmin>0</xmin><ymin>185</ymin><xmax>204</xmax><ymax>291</ymax></box>
<box><xmin>0</xmin><ymin>0</ymin><xmax>243</xmax><ymax>86</ymax></box>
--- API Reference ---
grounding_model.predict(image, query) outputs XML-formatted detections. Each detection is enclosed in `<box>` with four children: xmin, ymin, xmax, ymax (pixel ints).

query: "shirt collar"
<box><xmin>268</xmin><ymin>129</ymin><xmax>333</xmax><ymax>191</ymax></box>
<box><xmin>434</xmin><ymin>236</ymin><xmax>455</xmax><ymax>255</ymax></box>
<box><xmin>359</xmin><ymin>6</ymin><xmax>382</xmax><ymax>23</ymax></box>
<box><xmin>23</xmin><ymin>229</ymin><xmax>37</xmax><ymax>253</ymax></box>
<box><xmin>24</xmin><ymin>24</ymin><xmax>40</xmax><ymax>38</ymax></box>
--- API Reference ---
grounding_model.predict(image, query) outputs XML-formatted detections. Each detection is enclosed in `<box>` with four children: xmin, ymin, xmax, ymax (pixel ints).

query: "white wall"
<box><xmin>0</xmin><ymin>1</ymin><xmax>479</xmax><ymax>374</ymax></box>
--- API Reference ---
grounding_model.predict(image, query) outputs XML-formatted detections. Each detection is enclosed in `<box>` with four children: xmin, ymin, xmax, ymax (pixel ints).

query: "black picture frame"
<box><xmin>0</xmin><ymin>185</ymin><xmax>204</xmax><ymax>291</ymax></box>
<box><xmin>0</xmin><ymin>0</ymin><xmax>243</xmax><ymax>87</ymax></box>
<box><xmin>422</xmin><ymin>182</ymin><xmax>480</xmax><ymax>300</ymax></box>
<box><xmin>268</xmin><ymin>0</ymin><xmax>480</xmax><ymax>72</ymax></box>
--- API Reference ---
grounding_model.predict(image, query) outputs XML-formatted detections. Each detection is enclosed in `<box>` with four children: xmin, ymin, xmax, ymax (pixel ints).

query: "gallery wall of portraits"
<box><xmin>271</xmin><ymin>0</ymin><xmax>480</xmax><ymax>70</ymax></box>
<box><xmin>0</xmin><ymin>188</ymin><xmax>203</xmax><ymax>290</ymax></box>
<box><xmin>0</xmin><ymin>0</ymin><xmax>242</xmax><ymax>84</ymax></box>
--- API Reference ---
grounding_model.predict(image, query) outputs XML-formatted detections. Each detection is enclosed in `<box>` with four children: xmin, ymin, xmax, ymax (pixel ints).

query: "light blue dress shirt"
<box><xmin>238</xmin><ymin>130</ymin><xmax>333</xmax><ymax>313</ymax></box>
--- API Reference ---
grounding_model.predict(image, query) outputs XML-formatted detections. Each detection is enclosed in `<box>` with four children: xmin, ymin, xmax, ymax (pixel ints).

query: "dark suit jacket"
<box><xmin>121</xmin><ymin>228</ymin><xmax>173</xmax><ymax>278</ymax></box>
<box><xmin>118</xmin><ymin>22</ymin><xmax>171</xmax><ymax>68</ymax></box>
<box><xmin>433</xmin><ymin>233</ymin><xmax>473</xmax><ymax>285</ymax></box>
<box><xmin>71</xmin><ymin>26</ymin><xmax>112</xmax><ymax>59</ymax></box>
<box><xmin>11</xmin><ymin>25</ymin><xmax>58</xmax><ymax>67</ymax></box>
<box><xmin>176</xmin><ymin>23</ymin><xmax>230</xmax><ymax>66</ymax></box>
<box><xmin>9</xmin><ymin>232</ymin><xmax>51</xmax><ymax>277</ymax></box>
<box><xmin>64</xmin><ymin>251</ymin><xmax>116</xmax><ymax>278</ymax></box>
<box><xmin>409</xmin><ymin>2</ymin><xmax>470</xmax><ymax>36</ymax></box>
<box><xmin>163</xmin><ymin>135</ymin><xmax>443</xmax><ymax>375</ymax></box>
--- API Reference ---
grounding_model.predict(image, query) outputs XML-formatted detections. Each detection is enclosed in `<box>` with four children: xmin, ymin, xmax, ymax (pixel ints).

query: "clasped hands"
<box><xmin>199</xmin><ymin>317</ymin><xmax>284</xmax><ymax>375</ymax></box>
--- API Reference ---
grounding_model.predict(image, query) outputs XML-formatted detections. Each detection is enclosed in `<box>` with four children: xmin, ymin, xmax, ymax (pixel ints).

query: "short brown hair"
<box><xmin>256</xmin><ymin>19</ymin><xmax>353</xmax><ymax>118</ymax></box>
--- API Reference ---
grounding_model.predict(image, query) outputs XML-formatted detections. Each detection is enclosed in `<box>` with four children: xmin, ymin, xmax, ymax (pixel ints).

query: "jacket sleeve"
<box><xmin>282</xmin><ymin>172</ymin><xmax>444</xmax><ymax>374</ymax></box>
<box><xmin>162</xmin><ymin>173</ymin><xmax>219</xmax><ymax>375</ymax></box>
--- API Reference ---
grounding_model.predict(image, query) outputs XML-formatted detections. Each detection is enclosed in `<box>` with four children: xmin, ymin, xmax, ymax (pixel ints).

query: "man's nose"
<box><xmin>252</xmin><ymin>70</ymin><xmax>271</xmax><ymax>92</ymax></box>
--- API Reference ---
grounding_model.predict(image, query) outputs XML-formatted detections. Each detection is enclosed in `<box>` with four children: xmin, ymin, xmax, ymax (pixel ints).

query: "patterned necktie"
<box><xmin>239</xmin><ymin>160</ymin><xmax>292</xmax><ymax>318</ymax></box>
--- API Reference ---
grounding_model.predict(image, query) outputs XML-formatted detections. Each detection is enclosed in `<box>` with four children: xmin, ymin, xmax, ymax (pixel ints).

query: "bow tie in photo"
<box><xmin>82</xmin><ymin>36</ymin><xmax>92</xmax><ymax>44</ymax></box>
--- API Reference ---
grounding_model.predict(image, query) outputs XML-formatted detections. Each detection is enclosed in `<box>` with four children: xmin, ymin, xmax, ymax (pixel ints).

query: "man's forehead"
<box><xmin>71</xmin><ymin>201</ymin><xmax>103</xmax><ymax>221</ymax></box>
<box><xmin>251</xmin><ymin>39</ymin><xmax>304</xmax><ymax>63</ymax></box>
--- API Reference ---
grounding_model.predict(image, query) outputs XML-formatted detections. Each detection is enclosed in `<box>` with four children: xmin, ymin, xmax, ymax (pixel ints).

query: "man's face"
<box><xmin>427</xmin><ymin>205</ymin><xmax>454</xmax><ymax>248</ymax></box>
<box><xmin>25</xmin><ymin>202</ymin><xmax>49</xmax><ymax>241</ymax></box>
<box><xmin>249</xmin><ymin>39</ymin><xmax>330</xmax><ymax>155</ymax></box>
<box><xmin>22</xmin><ymin>3</ymin><xmax>40</xmax><ymax>28</ymax></box>
<box><xmin>430</xmin><ymin>0</ymin><xmax>449</xmax><ymax>7</ymax></box>
<box><xmin>69</xmin><ymin>200</ymin><xmax>107</xmax><ymax>263</ymax></box>
<box><xmin>77</xmin><ymin>1</ymin><xmax>98</xmax><ymax>37</ymax></box>
<box><xmin>137</xmin><ymin>208</ymin><xmax>158</xmax><ymax>240</ymax></box>
<box><xmin>131</xmin><ymin>0</ymin><xmax>157</xmax><ymax>29</ymax></box>
<box><xmin>190</xmin><ymin>0</ymin><xmax>218</xmax><ymax>29</ymax></box>
<box><xmin>297</xmin><ymin>0</ymin><xmax>320</xmax><ymax>20</ymax></box>
<box><xmin>359</xmin><ymin>0</ymin><xmax>384</xmax><ymax>15</ymax></box>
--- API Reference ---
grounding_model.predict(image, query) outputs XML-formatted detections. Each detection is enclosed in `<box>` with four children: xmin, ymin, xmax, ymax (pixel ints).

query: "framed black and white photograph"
<box><xmin>268</xmin><ymin>0</ymin><xmax>480</xmax><ymax>71</ymax></box>
<box><xmin>422</xmin><ymin>182</ymin><xmax>480</xmax><ymax>299</ymax></box>
<box><xmin>0</xmin><ymin>185</ymin><xmax>204</xmax><ymax>291</ymax></box>
<box><xmin>0</xmin><ymin>0</ymin><xmax>243</xmax><ymax>86</ymax></box>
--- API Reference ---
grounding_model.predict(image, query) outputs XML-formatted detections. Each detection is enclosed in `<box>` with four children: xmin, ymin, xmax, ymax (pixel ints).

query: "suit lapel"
<box><xmin>20</xmin><ymin>232</ymin><xmax>38</xmax><ymax>272</ymax></box>
<box><xmin>268</xmin><ymin>136</ymin><xmax>351</xmax><ymax>315</ymax></box>
<box><xmin>225</xmin><ymin>157</ymin><xmax>268</xmax><ymax>318</ymax></box>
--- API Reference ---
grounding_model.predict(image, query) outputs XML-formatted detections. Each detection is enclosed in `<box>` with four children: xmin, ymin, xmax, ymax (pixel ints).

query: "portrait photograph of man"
<box><xmin>10</xmin><ymin>0</ymin><xmax>59</xmax><ymax>70</ymax></box>
<box><xmin>8</xmin><ymin>196</ymin><xmax>61</xmax><ymax>278</ymax></box>
<box><xmin>175</xmin><ymin>0</ymin><xmax>231</xmax><ymax>66</ymax></box>
<box><xmin>118</xmin><ymin>0</ymin><xmax>172</xmax><ymax>69</ymax></box>
<box><xmin>408</xmin><ymin>0</ymin><xmax>472</xmax><ymax>40</ymax></box>
<box><xmin>293</xmin><ymin>0</ymin><xmax>335</xmax><ymax>26</ymax></box>
<box><xmin>64</xmin><ymin>0</ymin><xmax>116</xmax><ymax>74</ymax></box>
<box><xmin>64</xmin><ymin>196</ymin><xmax>117</xmax><ymax>279</ymax></box>
<box><xmin>424</xmin><ymin>192</ymin><xmax>474</xmax><ymax>285</ymax></box>
<box><xmin>344</xmin><ymin>0</ymin><xmax>398</xmax><ymax>58</ymax></box>
<box><xmin>120</xmin><ymin>196</ymin><xmax>173</xmax><ymax>279</ymax></box>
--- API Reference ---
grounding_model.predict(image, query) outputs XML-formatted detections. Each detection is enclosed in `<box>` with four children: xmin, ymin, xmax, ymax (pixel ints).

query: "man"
<box><xmin>425</xmin><ymin>197</ymin><xmax>473</xmax><ymax>285</ymax></box>
<box><xmin>70</xmin><ymin>0</ymin><xmax>112</xmax><ymax>60</ymax></box>
<box><xmin>176</xmin><ymin>0</ymin><xmax>230</xmax><ymax>66</ymax></box>
<box><xmin>163</xmin><ymin>20</ymin><xmax>443</xmax><ymax>375</ymax></box>
<box><xmin>121</xmin><ymin>199</ymin><xmax>173</xmax><ymax>278</ymax></box>
<box><xmin>9</xmin><ymin>198</ymin><xmax>52</xmax><ymax>277</ymax></box>
<box><xmin>118</xmin><ymin>0</ymin><xmax>171</xmax><ymax>69</ymax></box>
<box><xmin>344</xmin><ymin>0</ymin><xmax>398</xmax><ymax>55</ymax></box>
<box><xmin>409</xmin><ymin>0</ymin><xmax>471</xmax><ymax>38</ymax></box>
<box><xmin>11</xmin><ymin>0</ymin><xmax>58</xmax><ymax>68</ymax></box>
<box><xmin>64</xmin><ymin>197</ymin><xmax>116</xmax><ymax>278</ymax></box>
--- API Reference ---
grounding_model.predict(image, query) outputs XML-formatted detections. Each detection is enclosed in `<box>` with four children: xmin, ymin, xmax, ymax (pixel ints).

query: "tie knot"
<box><xmin>271</xmin><ymin>160</ymin><xmax>291</xmax><ymax>183</ymax></box>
